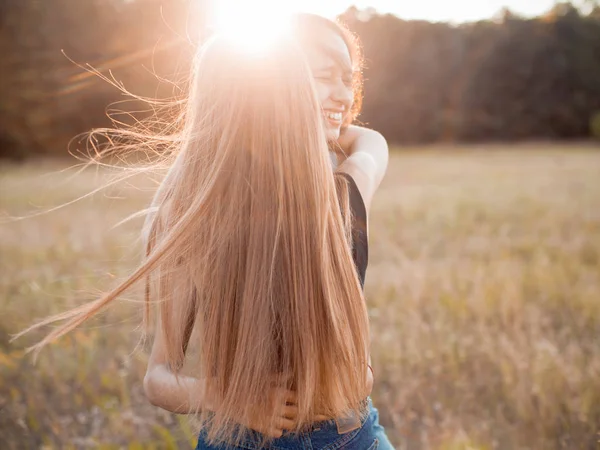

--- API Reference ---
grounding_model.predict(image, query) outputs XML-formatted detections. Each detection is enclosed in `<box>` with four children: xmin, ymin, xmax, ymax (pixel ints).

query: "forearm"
<box><xmin>144</xmin><ymin>361</ymin><xmax>373</xmax><ymax>416</ymax></box>
<box><xmin>143</xmin><ymin>365</ymin><xmax>215</xmax><ymax>414</ymax></box>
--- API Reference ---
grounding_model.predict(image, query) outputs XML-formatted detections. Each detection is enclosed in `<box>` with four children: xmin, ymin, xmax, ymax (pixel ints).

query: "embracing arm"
<box><xmin>144</xmin><ymin>321</ymin><xmax>373</xmax><ymax>416</ymax></box>
<box><xmin>336</xmin><ymin>125</ymin><xmax>389</xmax><ymax>212</ymax></box>
<box><xmin>143</xmin><ymin>312</ymin><xmax>217</xmax><ymax>414</ymax></box>
<box><xmin>143</xmin><ymin>365</ymin><xmax>209</xmax><ymax>414</ymax></box>
<box><xmin>337</xmin><ymin>126</ymin><xmax>382</xmax><ymax>397</ymax></box>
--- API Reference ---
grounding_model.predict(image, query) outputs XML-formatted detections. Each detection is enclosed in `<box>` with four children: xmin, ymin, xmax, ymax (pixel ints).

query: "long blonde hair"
<box><xmin>16</xmin><ymin>34</ymin><xmax>370</xmax><ymax>447</ymax></box>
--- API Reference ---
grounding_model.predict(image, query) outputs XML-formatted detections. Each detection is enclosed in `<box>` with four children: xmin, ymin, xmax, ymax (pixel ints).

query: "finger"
<box><xmin>314</xmin><ymin>414</ymin><xmax>331</xmax><ymax>422</ymax></box>
<box><xmin>283</xmin><ymin>389</ymin><xmax>297</xmax><ymax>404</ymax></box>
<box><xmin>268</xmin><ymin>428</ymin><xmax>283</xmax><ymax>438</ymax></box>
<box><xmin>273</xmin><ymin>387</ymin><xmax>297</xmax><ymax>405</ymax></box>
<box><xmin>277</xmin><ymin>417</ymin><xmax>296</xmax><ymax>430</ymax></box>
<box><xmin>251</xmin><ymin>423</ymin><xmax>282</xmax><ymax>438</ymax></box>
<box><xmin>282</xmin><ymin>404</ymin><xmax>298</xmax><ymax>419</ymax></box>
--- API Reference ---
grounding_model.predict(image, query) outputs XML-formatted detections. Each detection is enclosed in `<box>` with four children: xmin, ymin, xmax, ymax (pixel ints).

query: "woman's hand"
<box><xmin>236</xmin><ymin>385</ymin><xmax>333</xmax><ymax>438</ymax></box>
<box><xmin>145</xmin><ymin>365</ymin><xmax>370</xmax><ymax>438</ymax></box>
<box><xmin>244</xmin><ymin>362</ymin><xmax>374</xmax><ymax>438</ymax></box>
<box><xmin>337</xmin><ymin>125</ymin><xmax>369</xmax><ymax>156</ymax></box>
<box><xmin>237</xmin><ymin>386</ymin><xmax>299</xmax><ymax>438</ymax></box>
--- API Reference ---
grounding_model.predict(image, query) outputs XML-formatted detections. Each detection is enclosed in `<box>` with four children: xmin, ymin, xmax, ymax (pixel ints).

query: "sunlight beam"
<box><xmin>209</xmin><ymin>0</ymin><xmax>293</xmax><ymax>53</ymax></box>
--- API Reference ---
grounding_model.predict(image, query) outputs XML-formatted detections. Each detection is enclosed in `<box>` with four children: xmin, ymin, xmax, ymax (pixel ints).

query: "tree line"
<box><xmin>1</xmin><ymin>1</ymin><xmax>600</xmax><ymax>159</ymax></box>
<box><xmin>343</xmin><ymin>3</ymin><xmax>600</xmax><ymax>143</ymax></box>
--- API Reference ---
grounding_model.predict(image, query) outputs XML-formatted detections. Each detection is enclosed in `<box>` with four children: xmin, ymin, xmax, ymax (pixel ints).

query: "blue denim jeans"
<box><xmin>195</xmin><ymin>397</ymin><xmax>394</xmax><ymax>450</ymax></box>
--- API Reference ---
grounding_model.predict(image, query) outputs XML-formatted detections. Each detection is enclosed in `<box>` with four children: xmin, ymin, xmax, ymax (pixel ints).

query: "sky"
<box><xmin>210</xmin><ymin>0</ymin><xmax>591</xmax><ymax>47</ymax></box>
<box><xmin>212</xmin><ymin>0</ymin><xmax>591</xmax><ymax>25</ymax></box>
<box><xmin>303</xmin><ymin>0</ymin><xmax>561</xmax><ymax>23</ymax></box>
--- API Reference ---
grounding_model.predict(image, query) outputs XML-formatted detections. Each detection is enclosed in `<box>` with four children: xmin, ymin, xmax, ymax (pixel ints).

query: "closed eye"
<box><xmin>315</xmin><ymin>74</ymin><xmax>335</xmax><ymax>81</ymax></box>
<box><xmin>315</xmin><ymin>74</ymin><xmax>352</xmax><ymax>86</ymax></box>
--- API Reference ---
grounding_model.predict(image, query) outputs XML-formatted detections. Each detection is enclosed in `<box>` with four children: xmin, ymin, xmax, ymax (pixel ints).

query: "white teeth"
<box><xmin>326</xmin><ymin>112</ymin><xmax>343</xmax><ymax>121</ymax></box>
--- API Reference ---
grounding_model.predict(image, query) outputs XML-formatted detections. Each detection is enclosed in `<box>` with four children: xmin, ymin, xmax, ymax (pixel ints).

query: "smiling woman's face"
<box><xmin>303</xmin><ymin>28</ymin><xmax>354</xmax><ymax>142</ymax></box>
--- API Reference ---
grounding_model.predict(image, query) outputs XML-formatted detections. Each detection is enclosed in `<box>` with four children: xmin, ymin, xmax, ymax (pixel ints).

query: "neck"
<box><xmin>329</xmin><ymin>150</ymin><xmax>339</xmax><ymax>170</ymax></box>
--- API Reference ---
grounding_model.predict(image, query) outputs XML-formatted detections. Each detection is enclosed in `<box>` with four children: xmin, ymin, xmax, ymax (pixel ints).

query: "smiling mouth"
<box><xmin>323</xmin><ymin>110</ymin><xmax>343</xmax><ymax>126</ymax></box>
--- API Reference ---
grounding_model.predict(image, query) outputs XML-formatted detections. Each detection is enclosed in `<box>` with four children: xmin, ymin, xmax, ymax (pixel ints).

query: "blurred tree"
<box><xmin>3</xmin><ymin>1</ymin><xmax>600</xmax><ymax>157</ymax></box>
<box><xmin>0</xmin><ymin>0</ymin><xmax>205</xmax><ymax>159</ymax></box>
<box><xmin>341</xmin><ymin>2</ymin><xmax>600</xmax><ymax>144</ymax></box>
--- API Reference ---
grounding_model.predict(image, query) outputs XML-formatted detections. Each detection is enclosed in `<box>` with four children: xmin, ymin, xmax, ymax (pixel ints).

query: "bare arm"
<box><xmin>336</xmin><ymin>125</ymin><xmax>389</xmax><ymax>213</ymax></box>
<box><xmin>143</xmin><ymin>306</ymin><xmax>218</xmax><ymax>414</ymax></box>
<box><xmin>143</xmin><ymin>314</ymin><xmax>372</xmax><ymax>416</ymax></box>
<box><xmin>143</xmin><ymin>306</ymin><xmax>299</xmax><ymax>437</ymax></box>
<box><xmin>143</xmin><ymin>364</ymin><xmax>211</xmax><ymax>414</ymax></box>
<box><xmin>337</xmin><ymin>127</ymin><xmax>381</xmax><ymax>397</ymax></box>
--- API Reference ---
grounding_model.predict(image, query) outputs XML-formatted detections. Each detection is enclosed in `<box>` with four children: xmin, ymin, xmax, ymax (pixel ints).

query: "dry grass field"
<box><xmin>1</xmin><ymin>144</ymin><xmax>599</xmax><ymax>449</ymax></box>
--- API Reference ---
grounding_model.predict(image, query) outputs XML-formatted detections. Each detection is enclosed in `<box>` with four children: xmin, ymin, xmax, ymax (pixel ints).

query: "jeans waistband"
<box><xmin>298</xmin><ymin>396</ymin><xmax>371</xmax><ymax>435</ymax></box>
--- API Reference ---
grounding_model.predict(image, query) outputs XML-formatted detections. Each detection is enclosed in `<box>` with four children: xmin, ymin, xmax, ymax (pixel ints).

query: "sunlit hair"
<box><xmin>14</xmin><ymin>34</ymin><xmax>370</xmax><ymax>447</ymax></box>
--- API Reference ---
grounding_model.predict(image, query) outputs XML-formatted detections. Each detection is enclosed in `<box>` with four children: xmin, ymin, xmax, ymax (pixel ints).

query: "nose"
<box><xmin>330</xmin><ymin>79</ymin><xmax>353</xmax><ymax>110</ymax></box>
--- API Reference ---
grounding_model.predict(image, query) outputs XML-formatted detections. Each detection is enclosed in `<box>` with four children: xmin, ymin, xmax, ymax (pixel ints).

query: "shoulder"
<box><xmin>336</xmin><ymin>127</ymin><xmax>389</xmax><ymax>213</ymax></box>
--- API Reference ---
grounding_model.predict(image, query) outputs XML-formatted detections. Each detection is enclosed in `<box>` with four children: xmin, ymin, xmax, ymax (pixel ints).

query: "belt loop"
<box><xmin>335</xmin><ymin>410</ymin><xmax>361</xmax><ymax>434</ymax></box>
<box><xmin>335</xmin><ymin>397</ymin><xmax>369</xmax><ymax>435</ymax></box>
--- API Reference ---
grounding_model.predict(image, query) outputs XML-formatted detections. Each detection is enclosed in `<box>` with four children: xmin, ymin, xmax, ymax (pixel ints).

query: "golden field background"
<box><xmin>1</xmin><ymin>145</ymin><xmax>599</xmax><ymax>449</ymax></box>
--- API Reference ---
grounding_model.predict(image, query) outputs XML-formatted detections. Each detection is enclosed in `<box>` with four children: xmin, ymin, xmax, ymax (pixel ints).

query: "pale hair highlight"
<box><xmin>15</xmin><ymin>34</ymin><xmax>370</xmax><ymax>447</ymax></box>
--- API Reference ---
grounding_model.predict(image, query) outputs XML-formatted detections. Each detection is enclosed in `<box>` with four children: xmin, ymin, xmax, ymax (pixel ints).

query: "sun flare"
<box><xmin>211</xmin><ymin>0</ymin><xmax>293</xmax><ymax>53</ymax></box>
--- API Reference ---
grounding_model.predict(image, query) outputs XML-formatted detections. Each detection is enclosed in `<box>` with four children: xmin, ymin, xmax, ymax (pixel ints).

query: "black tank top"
<box><xmin>339</xmin><ymin>173</ymin><xmax>369</xmax><ymax>289</ymax></box>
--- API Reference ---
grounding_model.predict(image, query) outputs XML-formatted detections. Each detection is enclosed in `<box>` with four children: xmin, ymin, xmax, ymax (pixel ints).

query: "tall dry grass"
<box><xmin>1</xmin><ymin>145</ymin><xmax>599</xmax><ymax>449</ymax></box>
